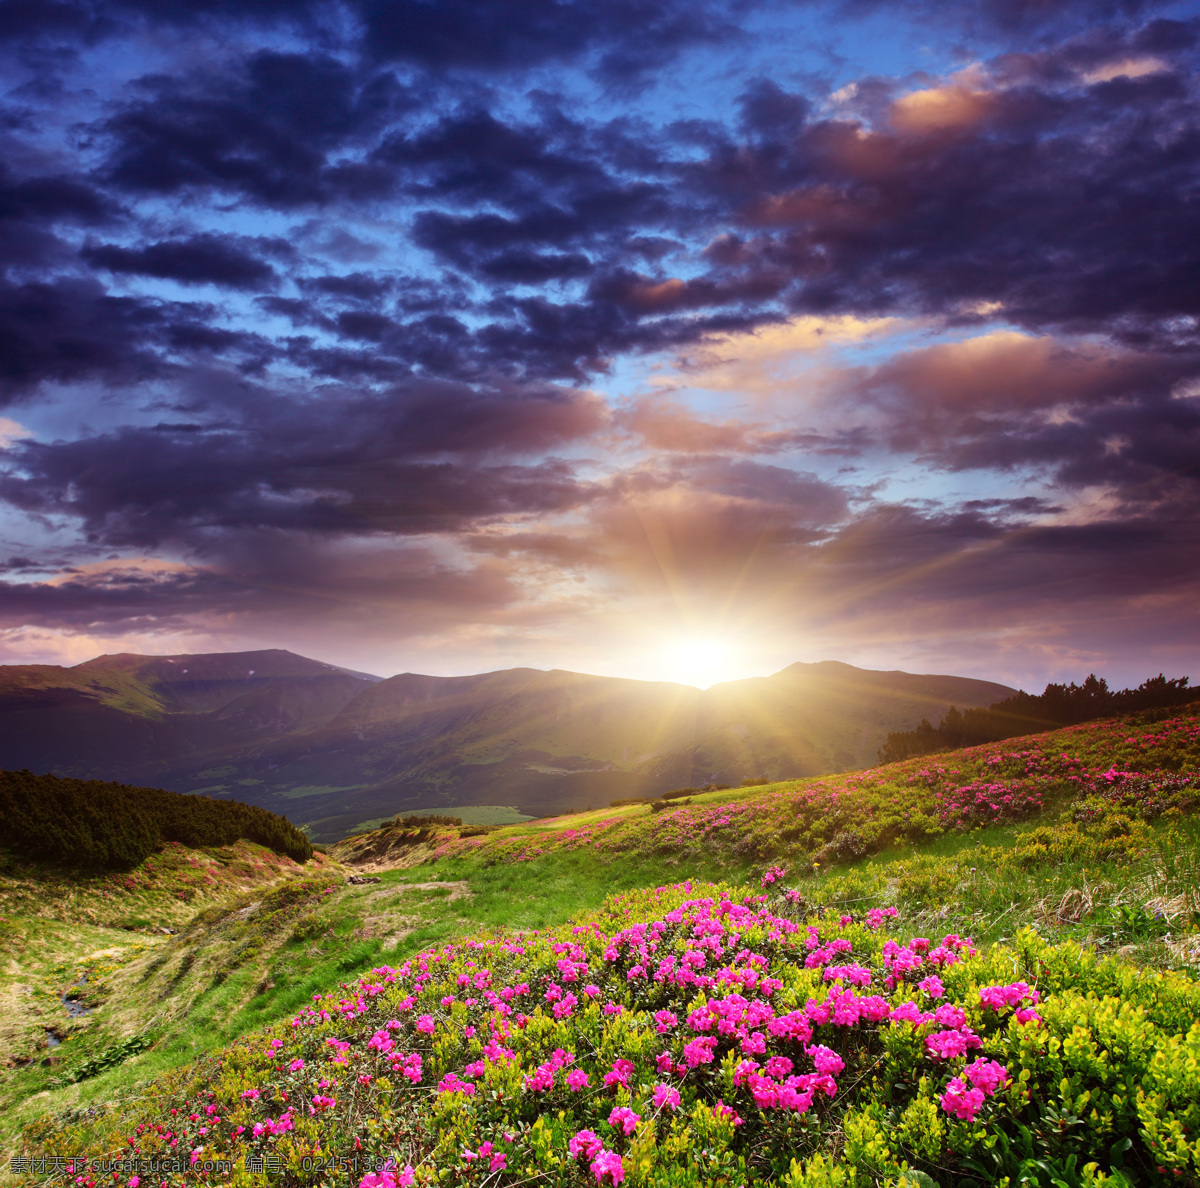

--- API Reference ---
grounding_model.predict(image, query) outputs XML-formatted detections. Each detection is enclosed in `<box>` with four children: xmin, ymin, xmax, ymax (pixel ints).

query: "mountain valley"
<box><xmin>0</xmin><ymin>651</ymin><xmax>1013</xmax><ymax>839</ymax></box>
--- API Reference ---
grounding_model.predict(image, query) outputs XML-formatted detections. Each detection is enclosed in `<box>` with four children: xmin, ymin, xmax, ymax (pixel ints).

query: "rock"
<box><xmin>344</xmin><ymin>875</ymin><xmax>381</xmax><ymax>885</ymax></box>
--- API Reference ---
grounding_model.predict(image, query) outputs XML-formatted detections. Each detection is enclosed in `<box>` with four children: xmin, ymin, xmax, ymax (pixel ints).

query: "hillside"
<box><xmin>342</xmin><ymin>700</ymin><xmax>1200</xmax><ymax>876</ymax></box>
<box><xmin>6</xmin><ymin>702</ymin><xmax>1200</xmax><ymax>1186</ymax></box>
<box><xmin>0</xmin><ymin>649</ymin><xmax>381</xmax><ymax>785</ymax></box>
<box><xmin>0</xmin><ymin>769</ymin><xmax>313</xmax><ymax>868</ymax></box>
<box><xmin>0</xmin><ymin>650</ymin><xmax>1013</xmax><ymax>840</ymax></box>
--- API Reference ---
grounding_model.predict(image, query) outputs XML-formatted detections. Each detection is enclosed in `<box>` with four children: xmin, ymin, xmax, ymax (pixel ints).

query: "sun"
<box><xmin>662</xmin><ymin>635</ymin><xmax>740</xmax><ymax>689</ymax></box>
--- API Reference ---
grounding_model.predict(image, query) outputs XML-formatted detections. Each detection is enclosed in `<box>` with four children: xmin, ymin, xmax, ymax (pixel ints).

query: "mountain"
<box><xmin>0</xmin><ymin>649</ymin><xmax>381</xmax><ymax>782</ymax></box>
<box><xmin>0</xmin><ymin>651</ymin><xmax>1013</xmax><ymax>839</ymax></box>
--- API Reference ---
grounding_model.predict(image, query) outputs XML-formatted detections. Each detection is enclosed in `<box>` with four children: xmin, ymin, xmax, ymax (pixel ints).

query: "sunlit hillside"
<box><xmin>4</xmin><ymin>701</ymin><xmax>1199</xmax><ymax>1186</ymax></box>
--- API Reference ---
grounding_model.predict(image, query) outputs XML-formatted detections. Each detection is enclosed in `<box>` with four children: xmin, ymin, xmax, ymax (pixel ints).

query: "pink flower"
<box><xmin>602</xmin><ymin>1058</ymin><xmax>635</xmax><ymax>1088</ymax></box>
<box><xmin>889</xmin><ymin>1000</ymin><xmax>931</xmax><ymax>1026</ymax></box>
<box><xmin>978</xmin><ymin>981</ymin><xmax>1038</xmax><ymax>1011</ymax></box>
<box><xmin>590</xmin><ymin>1149</ymin><xmax>625</xmax><ymax>1185</ymax></box>
<box><xmin>608</xmin><ymin>1106</ymin><xmax>640</xmax><ymax>1136</ymax></box>
<box><xmin>933</xmin><ymin>1004</ymin><xmax>966</xmax><ymax>1029</ymax></box>
<box><xmin>824</xmin><ymin>963</ymin><xmax>872</xmax><ymax>987</ymax></box>
<box><xmin>524</xmin><ymin>1064</ymin><xmax>555</xmax><ymax>1092</ymax></box>
<box><xmin>740</xmin><ymin>1031</ymin><xmax>767</xmax><ymax>1056</ymax></box>
<box><xmin>926</xmin><ymin>1028</ymin><xmax>982</xmax><ymax>1059</ymax></box>
<box><xmin>941</xmin><ymin>1077</ymin><xmax>986</xmax><ymax>1120</ymax></box>
<box><xmin>682</xmin><ymin>1037</ymin><xmax>717</xmax><ymax>1068</ymax></box>
<box><xmin>437</xmin><ymin>1072</ymin><xmax>475</xmax><ymax>1096</ymax></box>
<box><xmin>415</xmin><ymin>1014</ymin><xmax>436</xmax><ymax>1034</ymax></box>
<box><xmin>358</xmin><ymin>1166</ymin><xmax>414</xmax><ymax>1188</ymax></box>
<box><xmin>807</xmin><ymin>1045</ymin><xmax>844</xmax><ymax>1076</ymax></box>
<box><xmin>963</xmin><ymin>1058</ymin><xmax>1009</xmax><ymax>1096</ymax></box>
<box><xmin>569</xmin><ymin>1130</ymin><xmax>604</xmax><ymax>1159</ymax></box>
<box><xmin>652</xmin><ymin>1084</ymin><xmax>680</xmax><ymax>1111</ymax></box>
<box><xmin>918</xmin><ymin>975</ymin><xmax>945</xmax><ymax>999</ymax></box>
<box><xmin>289</xmin><ymin>1059</ymin><xmax>305</xmax><ymax>1071</ymax></box>
<box><xmin>567</xmin><ymin>1068</ymin><xmax>589</xmax><ymax>1090</ymax></box>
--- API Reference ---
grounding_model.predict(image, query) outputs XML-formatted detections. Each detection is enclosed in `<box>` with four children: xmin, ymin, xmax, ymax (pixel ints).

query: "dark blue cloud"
<box><xmin>100</xmin><ymin>51</ymin><xmax>413</xmax><ymax>206</ymax></box>
<box><xmin>0</xmin><ymin>0</ymin><xmax>1197</xmax><ymax>670</ymax></box>
<box><xmin>82</xmin><ymin>234</ymin><xmax>284</xmax><ymax>289</ymax></box>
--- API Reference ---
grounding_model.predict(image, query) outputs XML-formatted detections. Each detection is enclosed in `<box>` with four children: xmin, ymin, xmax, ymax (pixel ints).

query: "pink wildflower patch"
<box><xmin>926</xmin><ymin>1028</ymin><xmax>983</xmax><ymax>1059</ymax></box>
<box><xmin>590</xmin><ymin>1149</ymin><xmax>625</xmax><ymax>1185</ymax></box>
<box><xmin>807</xmin><ymin>1045</ymin><xmax>845</xmax><ymax>1076</ymax></box>
<box><xmin>964</xmin><ymin>1058</ymin><xmax>1009</xmax><ymax>1095</ymax></box>
<box><xmin>437</xmin><ymin>1072</ymin><xmax>476</xmax><ymax>1096</ymax></box>
<box><xmin>941</xmin><ymin>1078</ymin><xmax>986</xmax><ymax>1121</ymax></box>
<box><xmin>568</xmin><ymin>1130</ymin><xmax>604</xmax><ymax>1159</ymax></box>
<box><xmin>602</xmin><ymin>1058</ymin><xmax>635</xmax><ymax>1088</ymax></box>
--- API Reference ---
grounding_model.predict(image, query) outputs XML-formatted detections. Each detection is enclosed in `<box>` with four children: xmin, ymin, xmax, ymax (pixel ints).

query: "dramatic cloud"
<box><xmin>82</xmin><ymin>235</ymin><xmax>286</xmax><ymax>289</ymax></box>
<box><xmin>0</xmin><ymin>0</ymin><xmax>1196</xmax><ymax>686</ymax></box>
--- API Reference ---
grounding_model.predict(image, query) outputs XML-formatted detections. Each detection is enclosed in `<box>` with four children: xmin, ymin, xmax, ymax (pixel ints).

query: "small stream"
<box><xmin>45</xmin><ymin>974</ymin><xmax>90</xmax><ymax>1048</ymax></box>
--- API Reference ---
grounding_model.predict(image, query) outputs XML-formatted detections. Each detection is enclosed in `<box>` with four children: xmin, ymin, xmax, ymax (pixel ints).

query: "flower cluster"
<box><xmin>941</xmin><ymin>1058</ymin><xmax>1009</xmax><ymax>1121</ymax></box>
<box><xmin>51</xmin><ymin>879</ymin><xmax>1111</xmax><ymax>1188</ymax></box>
<box><xmin>425</xmin><ymin>705</ymin><xmax>1200</xmax><ymax>877</ymax></box>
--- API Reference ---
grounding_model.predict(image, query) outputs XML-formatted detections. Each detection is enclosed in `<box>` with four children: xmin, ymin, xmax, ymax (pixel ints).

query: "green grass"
<box><xmin>348</xmin><ymin>805</ymin><xmax>536</xmax><ymax>832</ymax></box>
<box><xmin>793</xmin><ymin>811</ymin><xmax>1200</xmax><ymax>969</ymax></box>
<box><xmin>14</xmin><ymin>798</ymin><xmax>1179</xmax><ymax>1156</ymax></box>
<box><xmin>5</xmin><ymin>704</ymin><xmax>1200</xmax><ymax>1174</ymax></box>
<box><xmin>0</xmin><ymin>845</ymin><xmax>758</xmax><ymax>1158</ymax></box>
<box><xmin>279</xmin><ymin>784</ymin><xmax>370</xmax><ymax>800</ymax></box>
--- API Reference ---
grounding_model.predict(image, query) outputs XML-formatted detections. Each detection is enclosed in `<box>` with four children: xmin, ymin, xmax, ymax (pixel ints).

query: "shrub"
<box><xmin>0</xmin><ymin>769</ymin><xmax>311</xmax><ymax>869</ymax></box>
<box><xmin>291</xmin><ymin>913</ymin><xmax>324</xmax><ymax>941</ymax></box>
<box><xmin>34</xmin><ymin>881</ymin><xmax>1200</xmax><ymax>1188</ymax></box>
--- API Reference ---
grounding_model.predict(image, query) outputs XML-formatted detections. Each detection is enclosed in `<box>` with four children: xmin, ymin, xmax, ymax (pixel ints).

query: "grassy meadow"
<box><xmin>2</xmin><ymin>701</ymin><xmax>1199</xmax><ymax>1186</ymax></box>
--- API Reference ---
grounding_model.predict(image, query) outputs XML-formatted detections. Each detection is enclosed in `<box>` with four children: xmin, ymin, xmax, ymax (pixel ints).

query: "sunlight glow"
<box><xmin>661</xmin><ymin>635</ymin><xmax>742</xmax><ymax>689</ymax></box>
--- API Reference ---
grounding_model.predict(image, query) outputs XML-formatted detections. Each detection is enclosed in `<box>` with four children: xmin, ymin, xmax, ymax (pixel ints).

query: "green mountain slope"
<box><xmin>0</xmin><ymin>649</ymin><xmax>380</xmax><ymax>782</ymax></box>
<box><xmin>5</xmin><ymin>703</ymin><xmax>1199</xmax><ymax>1184</ymax></box>
<box><xmin>0</xmin><ymin>652</ymin><xmax>1012</xmax><ymax>838</ymax></box>
<box><xmin>174</xmin><ymin>661</ymin><xmax>1014</xmax><ymax>837</ymax></box>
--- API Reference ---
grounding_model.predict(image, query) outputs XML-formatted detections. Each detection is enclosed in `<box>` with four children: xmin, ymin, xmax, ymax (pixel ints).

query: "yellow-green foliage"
<box><xmin>423</xmin><ymin>705</ymin><xmax>1200</xmax><ymax>872</ymax></box>
<box><xmin>20</xmin><ymin>883</ymin><xmax>1200</xmax><ymax>1188</ymax></box>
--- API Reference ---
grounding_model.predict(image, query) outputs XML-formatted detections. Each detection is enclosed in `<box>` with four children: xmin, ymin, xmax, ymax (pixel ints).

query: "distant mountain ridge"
<box><xmin>0</xmin><ymin>650</ymin><xmax>1014</xmax><ymax>839</ymax></box>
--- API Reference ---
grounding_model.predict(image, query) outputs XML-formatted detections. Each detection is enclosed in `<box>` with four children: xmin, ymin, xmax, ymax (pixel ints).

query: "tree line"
<box><xmin>878</xmin><ymin>673</ymin><xmax>1194</xmax><ymax>763</ymax></box>
<box><xmin>0</xmin><ymin>769</ymin><xmax>312</xmax><ymax>869</ymax></box>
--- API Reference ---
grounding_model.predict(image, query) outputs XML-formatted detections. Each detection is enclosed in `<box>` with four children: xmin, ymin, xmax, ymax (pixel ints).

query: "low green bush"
<box><xmin>30</xmin><ymin>881</ymin><xmax>1200</xmax><ymax>1186</ymax></box>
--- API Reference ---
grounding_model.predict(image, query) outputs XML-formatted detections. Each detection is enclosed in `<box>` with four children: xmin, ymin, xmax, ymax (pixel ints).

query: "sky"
<box><xmin>0</xmin><ymin>0</ymin><xmax>1198</xmax><ymax>690</ymax></box>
